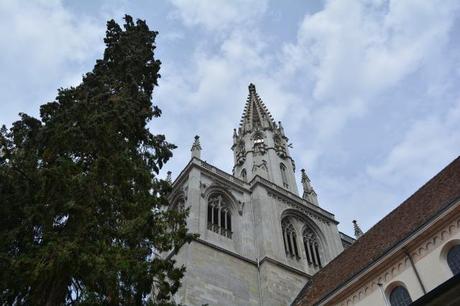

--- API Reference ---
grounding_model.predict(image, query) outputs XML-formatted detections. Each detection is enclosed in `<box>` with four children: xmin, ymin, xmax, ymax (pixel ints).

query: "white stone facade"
<box><xmin>168</xmin><ymin>84</ymin><xmax>346</xmax><ymax>306</ymax></box>
<box><xmin>328</xmin><ymin>201</ymin><xmax>460</xmax><ymax>306</ymax></box>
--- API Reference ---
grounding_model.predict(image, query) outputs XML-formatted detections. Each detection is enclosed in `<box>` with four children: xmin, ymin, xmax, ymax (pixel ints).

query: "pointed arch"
<box><xmin>241</xmin><ymin>168</ymin><xmax>247</xmax><ymax>182</ymax></box>
<box><xmin>280</xmin><ymin>163</ymin><xmax>288</xmax><ymax>188</ymax></box>
<box><xmin>303</xmin><ymin>225</ymin><xmax>322</xmax><ymax>268</ymax></box>
<box><xmin>281</xmin><ymin>209</ymin><xmax>328</xmax><ymax>267</ymax></box>
<box><xmin>282</xmin><ymin>218</ymin><xmax>299</xmax><ymax>258</ymax></box>
<box><xmin>203</xmin><ymin>184</ymin><xmax>238</xmax><ymax>212</ymax></box>
<box><xmin>252</xmin><ymin>130</ymin><xmax>265</xmax><ymax>143</ymax></box>
<box><xmin>207</xmin><ymin>193</ymin><xmax>233</xmax><ymax>238</ymax></box>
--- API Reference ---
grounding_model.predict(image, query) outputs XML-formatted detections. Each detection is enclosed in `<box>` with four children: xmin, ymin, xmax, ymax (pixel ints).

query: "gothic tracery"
<box><xmin>207</xmin><ymin>194</ymin><xmax>232</xmax><ymax>238</ymax></box>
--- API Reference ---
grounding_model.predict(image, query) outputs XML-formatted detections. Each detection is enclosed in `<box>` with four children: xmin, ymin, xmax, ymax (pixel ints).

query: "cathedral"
<box><xmin>168</xmin><ymin>83</ymin><xmax>352</xmax><ymax>305</ymax></box>
<box><xmin>167</xmin><ymin>84</ymin><xmax>460</xmax><ymax>306</ymax></box>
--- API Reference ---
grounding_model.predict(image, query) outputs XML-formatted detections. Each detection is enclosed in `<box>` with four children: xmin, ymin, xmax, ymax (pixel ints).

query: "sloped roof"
<box><xmin>292</xmin><ymin>156</ymin><xmax>460</xmax><ymax>306</ymax></box>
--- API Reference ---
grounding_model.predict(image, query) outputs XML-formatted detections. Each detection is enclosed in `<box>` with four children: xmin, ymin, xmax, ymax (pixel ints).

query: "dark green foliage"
<box><xmin>0</xmin><ymin>15</ymin><xmax>194</xmax><ymax>306</ymax></box>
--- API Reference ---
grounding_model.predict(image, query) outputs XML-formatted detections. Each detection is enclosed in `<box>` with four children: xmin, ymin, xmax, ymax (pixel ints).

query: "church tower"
<box><xmin>168</xmin><ymin>84</ymin><xmax>349</xmax><ymax>306</ymax></box>
<box><xmin>232</xmin><ymin>83</ymin><xmax>298</xmax><ymax>195</ymax></box>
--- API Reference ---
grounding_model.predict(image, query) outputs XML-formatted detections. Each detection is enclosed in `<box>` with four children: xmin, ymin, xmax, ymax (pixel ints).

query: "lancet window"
<box><xmin>282</xmin><ymin>219</ymin><xmax>299</xmax><ymax>259</ymax></box>
<box><xmin>253</xmin><ymin>130</ymin><xmax>264</xmax><ymax>145</ymax></box>
<box><xmin>207</xmin><ymin>194</ymin><xmax>232</xmax><ymax>238</ymax></box>
<box><xmin>303</xmin><ymin>226</ymin><xmax>322</xmax><ymax>268</ymax></box>
<box><xmin>241</xmin><ymin>169</ymin><xmax>247</xmax><ymax>182</ymax></box>
<box><xmin>280</xmin><ymin>163</ymin><xmax>289</xmax><ymax>188</ymax></box>
<box><xmin>252</xmin><ymin>130</ymin><xmax>266</xmax><ymax>155</ymax></box>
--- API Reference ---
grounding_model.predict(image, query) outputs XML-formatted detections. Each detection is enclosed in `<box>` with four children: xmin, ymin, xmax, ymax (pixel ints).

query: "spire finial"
<box><xmin>301</xmin><ymin>168</ymin><xmax>319</xmax><ymax>205</ymax></box>
<box><xmin>353</xmin><ymin>220</ymin><xmax>364</xmax><ymax>239</ymax></box>
<box><xmin>191</xmin><ymin>135</ymin><xmax>202</xmax><ymax>159</ymax></box>
<box><xmin>249</xmin><ymin>83</ymin><xmax>256</xmax><ymax>92</ymax></box>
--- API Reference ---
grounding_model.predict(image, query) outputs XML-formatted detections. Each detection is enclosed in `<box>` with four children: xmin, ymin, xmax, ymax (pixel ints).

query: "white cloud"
<box><xmin>367</xmin><ymin>100</ymin><xmax>460</xmax><ymax>187</ymax></box>
<box><xmin>0</xmin><ymin>0</ymin><xmax>106</xmax><ymax>125</ymax></box>
<box><xmin>4</xmin><ymin>0</ymin><xmax>456</xmax><ymax>237</ymax></box>
<box><xmin>282</xmin><ymin>0</ymin><xmax>460</xmax><ymax>143</ymax></box>
<box><xmin>0</xmin><ymin>0</ymin><xmax>103</xmax><ymax>81</ymax></box>
<box><xmin>169</xmin><ymin>0</ymin><xmax>268</xmax><ymax>31</ymax></box>
<box><xmin>279</xmin><ymin>0</ymin><xmax>460</xmax><ymax>235</ymax></box>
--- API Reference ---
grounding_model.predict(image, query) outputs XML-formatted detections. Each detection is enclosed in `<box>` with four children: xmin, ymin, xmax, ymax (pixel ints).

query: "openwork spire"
<box><xmin>353</xmin><ymin>220</ymin><xmax>364</xmax><ymax>239</ymax></box>
<box><xmin>239</xmin><ymin>83</ymin><xmax>276</xmax><ymax>133</ymax></box>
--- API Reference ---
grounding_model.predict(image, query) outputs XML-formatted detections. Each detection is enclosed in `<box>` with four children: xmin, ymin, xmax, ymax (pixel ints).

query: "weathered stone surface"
<box><xmin>169</xmin><ymin>85</ymin><xmax>345</xmax><ymax>305</ymax></box>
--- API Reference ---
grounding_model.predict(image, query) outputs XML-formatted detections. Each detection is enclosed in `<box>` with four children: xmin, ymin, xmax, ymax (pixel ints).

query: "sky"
<box><xmin>1</xmin><ymin>0</ymin><xmax>460</xmax><ymax>236</ymax></box>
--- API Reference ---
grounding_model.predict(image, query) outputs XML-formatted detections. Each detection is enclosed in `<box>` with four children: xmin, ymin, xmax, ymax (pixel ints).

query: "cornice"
<box><xmin>170</xmin><ymin>158</ymin><xmax>250</xmax><ymax>197</ymax></box>
<box><xmin>316</xmin><ymin>197</ymin><xmax>460</xmax><ymax>306</ymax></box>
<box><xmin>250</xmin><ymin>175</ymin><xmax>338</xmax><ymax>224</ymax></box>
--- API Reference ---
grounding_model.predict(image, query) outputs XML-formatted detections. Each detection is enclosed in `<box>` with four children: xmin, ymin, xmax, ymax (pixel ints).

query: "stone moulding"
<box><xmin>338</xmin><ymin>215</ymin><xmax>460</xmax><ymax>306</ymax></box>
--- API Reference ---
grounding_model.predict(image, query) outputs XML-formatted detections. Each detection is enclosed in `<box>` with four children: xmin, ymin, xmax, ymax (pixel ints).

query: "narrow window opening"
<box><xmin>226</xmin><ymin>212</ymin><xmax>232</xmax><ymax>232</ymax></box>
<box><xmin>207</xmin><ymin>205</ymin><xmax>212</xmax><ymax>227</ymax></box>
<box><xmin>280</xmin><ymin>163</ymin><xmax>289</xmax><ymax>188</ymax></box>
<box><xmin>241</xmin><ymin>169</ymin><xmax>247</xmax><ymax>182</ymax></box>
<box><xmin>303</xmin><ymin>226</ymin><xmax>322</xmax><ymax>269</ymax></box>
<box><xmin>293</xmin><ymin>235</ymin><xmax>300</xmax><ymax>258</ymax></box>
<box><xmin>282</xmin><ymin>219</ymin><xmax>299</xmax><ymax>260</ymax></box>
<box><xmin>389</xmin><ymin>286</ymin><xmax>412</xmax><ymax>306</ymax></box>
<box><xmin>447</xmin><ymin>244</ymin><xmax>460</xmax><ymax>275</ymax></box>
<box><xmin>315</xmin><ymin>243</ymin><xmax>322</xmax><ymax>267</ymax></box>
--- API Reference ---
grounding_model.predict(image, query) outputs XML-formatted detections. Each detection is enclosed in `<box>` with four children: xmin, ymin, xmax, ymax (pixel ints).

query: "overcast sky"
<box><xmin>1</xmin><ymin>0</ymin><xmax>460</xmax><ymax>236</ymax></box>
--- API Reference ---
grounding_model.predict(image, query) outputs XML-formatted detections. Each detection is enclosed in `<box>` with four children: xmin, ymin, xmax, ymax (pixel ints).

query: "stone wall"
<box><xmin>259</xmin><ymin>259</ymin><xmax>309</xmax><ymax>306</ymax></box>
<box><xmin>175</xmin><ymin>241</ymin><xmax>260</xmax><ymax>306</ymax></box>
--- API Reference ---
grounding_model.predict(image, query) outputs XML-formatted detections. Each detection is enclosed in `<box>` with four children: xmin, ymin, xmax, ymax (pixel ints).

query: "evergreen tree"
<box><xmin>0</xmin><ymin>15</ymin><xmax>194</xmax><ymax>306</ymax></box>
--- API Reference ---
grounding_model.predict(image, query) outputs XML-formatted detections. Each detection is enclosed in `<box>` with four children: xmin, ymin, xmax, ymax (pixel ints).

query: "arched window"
<box><xmin>241</xmin><ymin>169</ymin><xmax>247</xmax><ymax>182</ymax></box>
<box><xmin>207</xmin><ymin>194</ymin><xmax>232</xmax><ymax>238</ymax></box>
<box><xmin>253</xmin><ymin>131</ymin><xmax>264</xmax><ymax>145</ymax></box>
<box><xmin>447</xmin><ymin>245</ymin><xmax>460</xmax><ymax>275</ymax></box>
<box><xmin>389</xmin><ymin>286</ymin><xmax>412</xmax><ymax>306</ymax></box>
<box><xmin>282</xmin><ymin>219</ymin><xmax>299</xmax><ymax>259</ymax></box>
<box><xmin>280</xmin><ymin>163</ymin><xmax>288</xmax><ymax>188</ymax></box>
<box><xmin>303</xmin><ymin>226</ymin><xmax>322</xmax><ymax>268</ymax></box>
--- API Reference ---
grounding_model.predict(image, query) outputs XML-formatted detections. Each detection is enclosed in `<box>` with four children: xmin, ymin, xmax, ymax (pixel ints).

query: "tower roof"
<box><xmin>239</xmin><ymin>83</ymin><xmax>276</xmax><ymax>133</ymax></box>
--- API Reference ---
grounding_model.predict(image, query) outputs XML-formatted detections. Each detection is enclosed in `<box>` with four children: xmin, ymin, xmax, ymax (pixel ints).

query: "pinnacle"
<box><xmin>352</xmin><ymin>220</ymin><xmax>364</xmax><ymax>238</ymax></box>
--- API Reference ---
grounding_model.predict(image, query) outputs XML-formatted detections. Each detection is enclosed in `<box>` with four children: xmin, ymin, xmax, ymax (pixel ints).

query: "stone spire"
<box><xmin>239</xmin><ymin>83</ymin><xmax>276</xmax><ymax>134</ymax></box>
<box><xmin>353</xmin><ymin>220</ymin><xmax>364</xmax><ymax>239</ymax></box>
<box><xmin>191</xmin><ymin>135</ymin><xmax>202</xmax><ymax>159</ymax></box>
<box><xmin>232</xmin><ymin>83</ymin><xmax>299</xmax><ymax>194</ymax></box>
<box><xmin>301</xmin><ymin>169</ymin><xmax>319</xmax><ymax>205</ymax></box>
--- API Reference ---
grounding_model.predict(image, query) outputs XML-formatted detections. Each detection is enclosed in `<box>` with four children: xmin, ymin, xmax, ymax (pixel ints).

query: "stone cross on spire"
<box><xmin>301</xmin><ymin>169</ymin><xmax>319</xmax><ymax>205</ymax></box>
<box><xmin>353</xmin><ymin>220</ymin><xmax>364</xmax><ymax>239</ymax></box>
<box><xmin>191</xmin><ymin>135</ymin><xmax>202</xmax><ymax>159</ymax></box>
